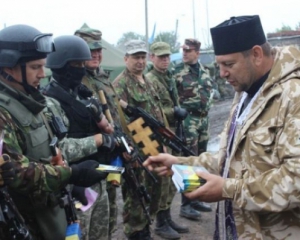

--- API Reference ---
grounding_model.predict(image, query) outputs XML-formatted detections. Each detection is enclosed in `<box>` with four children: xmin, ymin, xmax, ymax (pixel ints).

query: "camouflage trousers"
<box><xmin>77</xmin><ymin>180</ymin><xmax>109</xmax><ymax>240</ymax></box>
<box><xmin>157</xmin><ymin>176</ymin><xmax>177</xmax><ymax>212</ymax></box>
<box><xmin>122</xmin><ymin>166</ymin><xmax>176</xmax><ymax>237</ymax></box>
<box><xmin>184</xmin><ymin>115</ymin><xmax>209</xmax><ymax>155</ymax></box>
<box><xmin>106</xmin><ymin>180</ymin><xmax>118</xmax><ymax>236</ymax></box>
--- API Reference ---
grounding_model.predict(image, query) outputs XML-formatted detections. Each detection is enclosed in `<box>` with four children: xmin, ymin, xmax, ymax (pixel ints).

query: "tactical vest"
<box><xmin>43</xmin><ymin>81</ymin><xmax>99</xmax><ymax>138</ymax></box>
<box><xmin>0</xmin><ymin>93</ymin><xmax>52</xmax><ymax>161</ymax></box>
<box><xmin>42</xmin><ymin>81</ymin><xmax>103</xmax><ymax>162</ymax></box>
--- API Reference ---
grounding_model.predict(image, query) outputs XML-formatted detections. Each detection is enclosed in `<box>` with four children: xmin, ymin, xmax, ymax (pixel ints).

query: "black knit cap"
<box><xmin>210</xmin><ymin>15</ymin><xmax>266</xmax><ymax>55</ymax></box>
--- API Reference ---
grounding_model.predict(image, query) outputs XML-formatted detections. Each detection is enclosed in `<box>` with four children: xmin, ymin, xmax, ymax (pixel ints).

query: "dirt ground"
<box><xmin>112</xmin><ymin>98</ymin><xmax>233</xmax><ymax>240</ymax></box>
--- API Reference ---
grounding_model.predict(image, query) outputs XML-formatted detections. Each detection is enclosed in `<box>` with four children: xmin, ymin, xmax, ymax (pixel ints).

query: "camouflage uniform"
<box><xmin>0</xmin><ymin>81</ymin><xmax>70</xmax><ymax>240</ymax></box>
<box><xmin>146</xmin><ymin>66</ymin><xmax>178</xmax><ymax>212</ymax></box>
<box><xmin>174</xmin><ymin>60</ymin><xmax>213</xmax><ymax>155</ymax></box>
<box><xmin>113</xmin><ymin>67</ymin><xmax>167</xmax><ymax>237</ymax></box>
<box><xmin>82</xmin><ymin>68</ymin><xmax>120</xmax><ymax>236</ymax></box>
<box><xmin>75</xmin><ymin>24</ymin><xmax>120</xmax><ymax>237</ymax></box>
<box><xmin>177</xmin><ymin>46</ymin><xmax>300</xmax><ymax>239</ymax></box>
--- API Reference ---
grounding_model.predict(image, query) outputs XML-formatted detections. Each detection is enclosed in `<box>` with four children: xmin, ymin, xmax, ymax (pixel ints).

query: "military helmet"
<box><xmin>0</xmin><ymin>24</ymin><xmax>54</xmax><ymax>67</ymax></box>
<box><xmin>46</xmin><ymin>35</ymin><xmax>91</xmax><ymax>69</ymax></box>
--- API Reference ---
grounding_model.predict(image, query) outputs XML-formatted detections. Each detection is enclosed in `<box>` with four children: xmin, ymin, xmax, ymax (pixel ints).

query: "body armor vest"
<box><xmin>42</xmin><ymin>81</ymin><xmax>104</xmax><ymax>163</ymax></box>
<box><xmin>42</xmin><ymin>81</ymin><xmax>99</xmax><ymax>139</ymax></box>
<box><xmin>0</xmin><ymin>92</ymin><xmax>52</xmax><ymax>161</ymax></box>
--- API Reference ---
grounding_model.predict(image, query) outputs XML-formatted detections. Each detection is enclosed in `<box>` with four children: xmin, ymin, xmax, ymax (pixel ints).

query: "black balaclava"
<box><xmin>51</xmin><ymin>63</ymin><xmax>86</xmax><ymax>90</ymax></box>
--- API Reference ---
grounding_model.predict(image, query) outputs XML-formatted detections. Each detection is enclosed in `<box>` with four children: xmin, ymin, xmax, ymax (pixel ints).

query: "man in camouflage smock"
<box><xmin>146</xmin><ymin>42</ymin><xmax>189</xmax><ymax>239</ymax></box>
<box><xmin>75</xmin><ymin>24</ymin><xmax>121</xmax><ymax>237</ymax></box>
<box><xmin>113</xmin><ymin>40</ymin><xmax>168</xmax><ymax>240</ymax></box>
<box><xmin>174</xmin><ymin>38</ymin><xmax>213</xmax><ymax>218</ymax></box>
<box><xmin>0</xmin><ymin>24</ymin><xmax>110</xmax><ymax>240</ymax></box>
<box><xmin>144</xmin><ymin>15</ymin><xmax>300</xmax><ymax>240</ymax></box>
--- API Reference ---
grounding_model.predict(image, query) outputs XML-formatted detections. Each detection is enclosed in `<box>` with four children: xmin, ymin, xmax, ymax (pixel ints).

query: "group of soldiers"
<box><xmin>0</xmin><ymin>22</ymin><xmax>217</xmax><ymax>240</ymax></box>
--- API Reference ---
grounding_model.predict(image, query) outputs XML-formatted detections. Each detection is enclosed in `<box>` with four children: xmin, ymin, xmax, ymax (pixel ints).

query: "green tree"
<box><xmin>276</xmin><ymin>24</ymin><xmax>292</xmax><ymax>32</ymax></box>
<box><xmin>153</xmin><ymin>31</ymin><xmax>180</xmax><ymax>53</ymax></box>
<box><xmin>117</xmin><ymin>32</ymin><xmax>145</xmax><ymax>51</ymax></box>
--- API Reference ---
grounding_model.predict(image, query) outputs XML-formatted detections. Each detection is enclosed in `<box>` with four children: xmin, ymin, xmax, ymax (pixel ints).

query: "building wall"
<box><xmin>268</xmin><ymin>35</ymin><xmax>300</xmax><ymax>48</ymax></box>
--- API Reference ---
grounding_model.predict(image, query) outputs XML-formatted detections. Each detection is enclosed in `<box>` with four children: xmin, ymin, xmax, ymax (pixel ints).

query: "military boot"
<box><xmin>155</xmin><ymin>210</ymin><xmax>181</xmax><ymax>239</ymax></box>
<box><xmin>165</xmin><ymin>208</ymin><xmax>189</xmax><ymax>233</ymax></box>
<box><xmin>128</xmin><ymin>225</ymin><xmax>153</xmax><ymax>240</ymax></box>
<box><xmin>180</xmin><ymin>194</ymin><xmax>201</xmax><ymax>221</ymax></box>
<box><xmin>190</xmin><ymin>200</ymin><xmax>212</xmax><ymax>212</ymax></box>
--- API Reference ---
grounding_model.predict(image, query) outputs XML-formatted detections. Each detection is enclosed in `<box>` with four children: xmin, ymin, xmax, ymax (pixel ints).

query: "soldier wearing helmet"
<box><xmin>42</xmin><ymin>35</ymin><xmax>124</xmax><ymax>240</ymax></box>
<box><xmin>0</xmin><ymin>25</ymin><xmax>111</xmax><ymax>239</ymax></box>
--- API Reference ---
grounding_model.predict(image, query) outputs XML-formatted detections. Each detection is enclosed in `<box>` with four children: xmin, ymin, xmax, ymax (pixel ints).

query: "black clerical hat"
<box><xmin>210</xmin><ymin>15</ymin><xmax>266</xmax><ymax>55</ymax></box>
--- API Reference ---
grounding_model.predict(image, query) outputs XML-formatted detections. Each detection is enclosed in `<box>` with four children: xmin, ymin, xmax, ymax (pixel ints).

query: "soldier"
<box><xmin>0</xmin><ymin>24</ymin><xmax>110</xmax><ymax>240</ymax></box>
<box><xmin>113</xmin><ymin>40</ymin><xmax>170</xmax><ymax>240</ymax></box>
<box><xmin>74</xmin><ymin>24</ymin><xmax>123</xmax><ymax>238</ymax></box>
<box><xmin>144</xmin><ymin>15</ymin><xmax>300</xmax><ymax>239</ymax></box>
<box><xmin>146</xmin><ymin>41</ymin><xmax>189</xmax><ymax>238</ymax></box>
<box><xmin>42</xmin><ymin>35</ymin><xmax>118</xmax><ymax>240</ymax></box>
<box><xmin>174</xmin><ymin>39</ymin><xmax>213</xmax><ymax>220</ymax></box>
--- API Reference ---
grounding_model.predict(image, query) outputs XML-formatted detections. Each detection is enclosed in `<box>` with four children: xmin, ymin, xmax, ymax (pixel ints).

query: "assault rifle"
<box><xmin>49</xmin><ymin>138</ymin><xmax>81</xmax><ymax>238</ymax></box>
<box><xmin>0</xmin><ymin>187</ymin><xmax>33</xmax><ymax>240</ymax></box>
<box><xmin>119</xmin><ymin>100</ymin><xmax>195</xmax><ymax>157</ymax></box>
<box><xmin>98</xmin><ymin>90</ymin><xmax>156</xmax><ymax>223</ymax></box>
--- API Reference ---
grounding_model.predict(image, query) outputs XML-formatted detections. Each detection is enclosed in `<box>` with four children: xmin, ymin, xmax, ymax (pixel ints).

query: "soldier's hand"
<box><xmin>50</xmin><ymin>148</ymin><xmax>66</xmax><ymax>166</ymax></box>
<box><xmin>0</xmin><ymin>154</ymin><xmax>16</xmax><ymax>186</ymax></box>
<box><xmin>71</xmin><ymin>186</ymin><xmax>88</xmax><ymax>206</ymax></box>
<box><xmin>96</xmin><ymin>116</ymin><xmax>114</xmax><ymax>134</ymax></box>
<box><xmin>69</xmin><ymin>160</ymin><xmax>108</xmax><ymax>187</ymax></box>
<box><xmin>174</xmin><ymin>106</ymin><xmax>188</xmax><ymax>120</ymax></box>
<box><xmin>99</xmin><ymin>133</ymin><xmax>116</xmax><ymax>152</ymax></box>
<box><xmin>85</xmin><ymin>97</ymin><xmax>104</xmax><ymax>122</ymax></box>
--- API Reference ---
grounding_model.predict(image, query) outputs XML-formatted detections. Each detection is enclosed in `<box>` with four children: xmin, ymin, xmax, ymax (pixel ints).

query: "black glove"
<box><xmin>69</xmin><ymin>160</ymin><xmax>108</xmax><ymax>187</ymax></box>
<box><xmin>174</xmin><ymin>106</ymin><xmax>188</xmax><ymax>120</ymax></box>
<box><xmin>99</xmin><ymin>133</ymin><xmax>116</xmax><ymax>152</ymax></box>
<box><xmin>85</xmin><ymin>97</ymin><xmax>104</xmax><ymax>122</ymax></box>
<box><xmin>0</xmin><ymin>154</ymin><xmax>16</xmax><ymax>186</ymax></box>
<box><xmin>71</xmin><ymin>186</ymin><xmax>88</xmax><ymax>206</ymax></box>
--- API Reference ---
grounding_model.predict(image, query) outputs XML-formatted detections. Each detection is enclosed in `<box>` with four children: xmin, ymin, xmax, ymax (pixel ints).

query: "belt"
<box><xmin>188</xmin><ymin>110</ymin><xmax>208</xmax><ymax>117</ymax></box>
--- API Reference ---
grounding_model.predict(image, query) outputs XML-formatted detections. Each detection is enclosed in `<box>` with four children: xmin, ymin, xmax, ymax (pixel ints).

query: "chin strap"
<box><xmin>20</xmin><ymin>63</ymin><xmax>33</xmax><ymax>94</ymax></box>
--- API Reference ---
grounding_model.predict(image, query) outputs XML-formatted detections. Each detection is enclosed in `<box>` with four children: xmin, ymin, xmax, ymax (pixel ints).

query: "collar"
<box><xmin>246</xmin><ymin>70</ymin><xmax>270</xmax><ymax>98</ymax></box>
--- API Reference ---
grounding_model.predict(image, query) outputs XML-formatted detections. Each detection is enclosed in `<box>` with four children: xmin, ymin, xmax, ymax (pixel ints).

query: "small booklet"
<box><xmin>97</xmin><ymin>164</ymin><xmax>125</xmax><ymax>174</ymax></box>
<box><xmin>171</xmin><ymin>164</ymin><xmax>208</xmax><ymax>193</ymax></box>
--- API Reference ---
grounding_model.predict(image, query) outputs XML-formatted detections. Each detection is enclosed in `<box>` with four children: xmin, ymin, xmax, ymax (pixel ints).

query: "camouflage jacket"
<box><xmin>177</xmin><ymin>46</ymin><xmax>300</xmax><ymax>239</ymax></box>
<box><xmin>0</xmin><ymin>82</ymin><xmax>71</xmax><ymax>196</ymax></box>
<box><xmin>113</xmin><ymin>68</ymin><xmax>165</xmax><ymax>123</ymax></box>
<box><xmin>113</xmin><ymin>68</ymin><xmax>167</xmax><ymax>156</ymax></box>
<box><xmin>174</xmin><ymin>61</ymin><xmax>214</xmax><ymax>115</ymax></box>
<box><xmin>146</xmin><ymin>66</ymin><xmax>179</xmax><ymax>126</ymax></box>
<box><xmin>82</xmin><ymin>67</ymin><xmax>121</xmax><ymax>127</ymax></box>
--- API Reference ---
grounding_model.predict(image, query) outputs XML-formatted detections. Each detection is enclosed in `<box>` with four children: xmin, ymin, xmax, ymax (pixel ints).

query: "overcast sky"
<box><xmin>1</xmin><ymin>0</ymin><xmax>299</xmax><ymax>48</ymax></box>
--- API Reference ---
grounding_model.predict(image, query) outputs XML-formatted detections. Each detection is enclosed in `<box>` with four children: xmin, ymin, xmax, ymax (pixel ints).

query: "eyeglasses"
<box><xmin>0</xmin><ymin>33</ymin><xmax>55</xmax><ymax>53</ymax></box>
